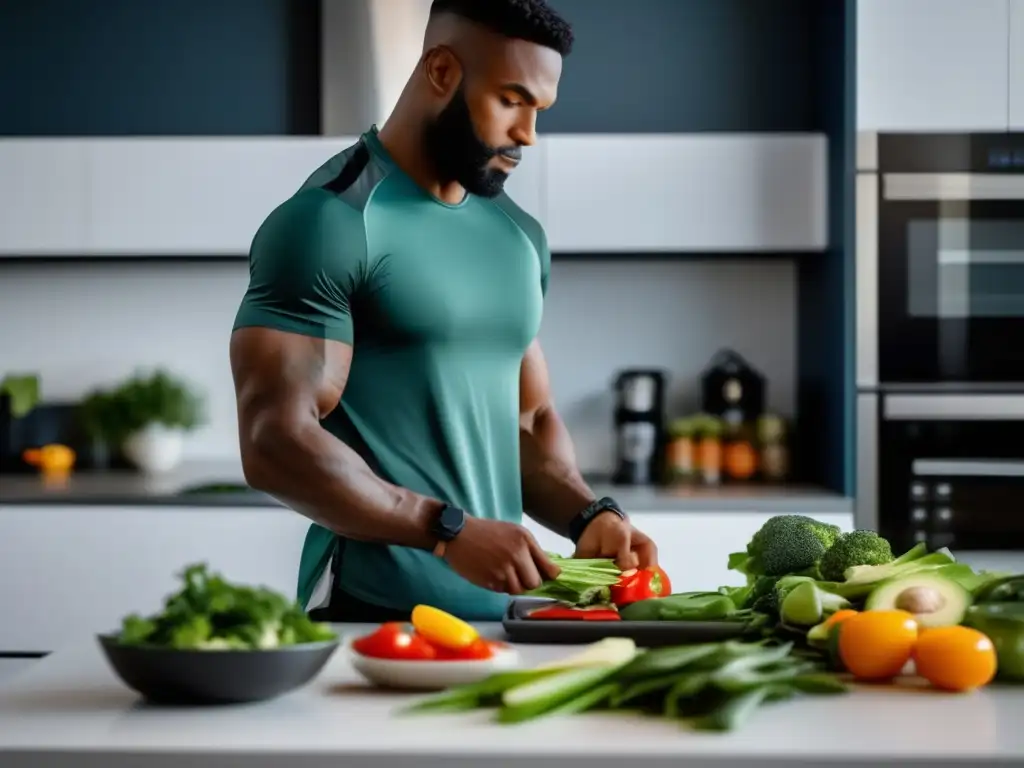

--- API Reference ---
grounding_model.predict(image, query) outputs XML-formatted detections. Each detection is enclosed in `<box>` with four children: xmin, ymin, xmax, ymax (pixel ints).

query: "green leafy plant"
<box><xmin>0</xmin><ymin>373</ymin><xmax>40</xmax><ymax>418</ymax></box>
<box><xmin>78</xmin><ymin>369</ymin><xmax>205</xmax><ymax>445</ymax></box>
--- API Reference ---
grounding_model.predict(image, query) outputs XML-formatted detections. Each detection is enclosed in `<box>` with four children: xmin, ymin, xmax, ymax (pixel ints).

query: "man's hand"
<box><xmin>443</xmin><ymin>517</ymin><xmax>562</xmax><ymax>595</ymax></box>
<box><xmin>573</xmin><ymin>512</ymin><xmax>658</xmax><ymax>572</ymax></box>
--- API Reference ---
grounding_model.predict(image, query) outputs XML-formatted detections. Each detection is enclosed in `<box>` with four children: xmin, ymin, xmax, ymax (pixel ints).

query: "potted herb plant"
<box><xmin>81</xmin><ymin>370</ymin><xmax>205</xmax><ymax>474</ymax></box>
<box><xmin>0</xmin><ymin>373</ymin><xmax>41</xmax><ymax>472</ymax></box>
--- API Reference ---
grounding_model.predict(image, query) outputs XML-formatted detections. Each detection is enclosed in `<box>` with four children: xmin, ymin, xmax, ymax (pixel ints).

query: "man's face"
<box><xmin>424</xmin><ymin>38</ymin><xmax>562</xmax><ymax>198</ymax></box>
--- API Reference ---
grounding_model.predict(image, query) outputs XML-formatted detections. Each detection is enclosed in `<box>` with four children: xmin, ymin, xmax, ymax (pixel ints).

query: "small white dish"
<box><xmin>347</xmin><ymin>642</ymin><xmax>520</xmax><ymax>691</ymax></box>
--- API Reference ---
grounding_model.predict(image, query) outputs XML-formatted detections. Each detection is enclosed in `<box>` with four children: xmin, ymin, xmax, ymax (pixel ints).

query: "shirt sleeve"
<box><xmin>233</xmin><ymin>190</ymin><xmax>369</xmax><ymax>345</ymax></box>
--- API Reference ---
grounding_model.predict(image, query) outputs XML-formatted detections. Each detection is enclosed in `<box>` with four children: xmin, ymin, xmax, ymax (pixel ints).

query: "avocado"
<box><xmin>864</xmin><ymin>571</ymin><xmax>971</xmax><ymax>628</ymax></box>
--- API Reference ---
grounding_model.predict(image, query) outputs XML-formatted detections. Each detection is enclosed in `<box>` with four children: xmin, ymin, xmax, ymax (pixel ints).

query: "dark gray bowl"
<box><xmin>97</xmin><ymin>634</ymin><xmax>341</xmax><ymax>705</ymax></box>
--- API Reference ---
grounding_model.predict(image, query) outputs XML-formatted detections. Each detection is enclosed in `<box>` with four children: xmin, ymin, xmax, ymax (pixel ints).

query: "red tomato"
<box><xmin>435</xmin><ymin>637</ymin><xmax>498</xmax><ymax>661</ymax></box>
<box><xmin>610</xmin><ymin>565</ymin><xmax>672</xmax><ymax>606</ymax></box>
<box><xmin>351</xmin><ymin>622</ymin><xmax>438</xmax><ymax>660</ymax></box>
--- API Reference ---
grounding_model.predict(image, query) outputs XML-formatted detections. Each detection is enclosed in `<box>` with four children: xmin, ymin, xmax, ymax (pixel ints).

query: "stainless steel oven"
<box><xmin>858</xmin><ymin>392</ymin><xmax>1024</xmax><ymax>554</ymax></box>
<box><xmin>857</xmin><ymin>132</ymin><xmax>1024</xmax><ymax>387</ymax></box>
<box><xmin>856</xmin><ymin>133</ymin><xmax>1024</xmax><ymax>550</ymax></box>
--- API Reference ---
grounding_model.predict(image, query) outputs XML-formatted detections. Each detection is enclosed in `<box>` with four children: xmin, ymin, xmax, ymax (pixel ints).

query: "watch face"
<box><xmin>439</xmin><ymin>504</ymin><xmax>465</xmax><ymax>534</ymax></box>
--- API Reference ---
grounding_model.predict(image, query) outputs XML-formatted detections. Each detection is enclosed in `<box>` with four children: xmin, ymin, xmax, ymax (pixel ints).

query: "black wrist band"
<box><xmin>568</xmin><ymin>496</ymin><xmax>626</xmax><ymax>544</ymax></box>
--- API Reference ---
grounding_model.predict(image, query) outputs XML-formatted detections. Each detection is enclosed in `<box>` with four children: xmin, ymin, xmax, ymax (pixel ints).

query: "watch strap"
<box><xmin>568</xmin><ymin>496</ymin><xmax>626</xmax><ymax>544</ymax></box>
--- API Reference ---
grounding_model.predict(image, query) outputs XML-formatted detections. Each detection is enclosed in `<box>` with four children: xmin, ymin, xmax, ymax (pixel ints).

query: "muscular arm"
<box><xmin>230</xmin><ymin>326</ymin><xmax>441</xmax><ymax>550</ymax></box>
<box><xmin>518</xmin><ymin>339</ymin><xmax>597</xmax><ymax>537</ymax></box>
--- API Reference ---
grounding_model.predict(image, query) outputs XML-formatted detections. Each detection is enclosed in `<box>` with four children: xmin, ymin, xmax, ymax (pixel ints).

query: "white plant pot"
<box><xmin>122</xmin><ymin>425</ymin><xmax>185</xmax><ymax>474</ymax></box>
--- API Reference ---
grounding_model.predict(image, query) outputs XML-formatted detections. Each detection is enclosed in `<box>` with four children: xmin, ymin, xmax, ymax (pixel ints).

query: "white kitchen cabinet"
<box><xmin>0</xmin><ymin>658</ymin><xmax>37</xmax><ymax>688</ymax></box>
<box><xmin>523</xmin><ymin>510</ymin><xmax>854</xmax><ymax>593</ymax></box>
<box><xmin>1011</xmin><ymin>0</ymin><xmax>1024</xmax><ymax>129</ymax></box>
<box><xmin>0</xmin><ymin>506</ymin><xmax>311</xmax><ymax>653</ymax></box>
<box><xmin>500</xmin><ymin>140</ymin><xmax>546</xmax><ymax>227</ymax></box>
<box><xmin>857</xmin><ymin>0</ymin><xmax>1010</xmax><ymax>132</ymax></box>
<box><xmin>0</xmin><ymin>140</ymin><xmax>90</xmax><ymax>255</ymax></box>
<box><xmin>542</xmin><ymin>134</ymin><xmax>827</xmax><ymax>253</ymax></box>
<box><xmin>86</xmin><ymin>138</ymin><xmax>355</xmax><ymax>255</ymax></box>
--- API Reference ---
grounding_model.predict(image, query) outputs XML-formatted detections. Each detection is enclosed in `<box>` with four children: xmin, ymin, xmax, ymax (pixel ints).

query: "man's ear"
<box><xmin>422</xmin><ymin>45</ymin><xmax>463</xmax><ymax>99</ymax></box>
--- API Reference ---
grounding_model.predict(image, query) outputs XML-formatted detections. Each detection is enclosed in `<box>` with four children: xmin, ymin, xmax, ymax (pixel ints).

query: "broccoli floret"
<box><xmin>818</xmin><ymin>530</ymin><xmax>894</xmax><ymax>582</ymax></box>
<box><xmin>746</xmin><ymin>515</ymin><xmax>842</xmax><ymax>577</ymax></box>
<box><xmin>744</xmin><ymin>575</ymin><xmax>780</xmax><ymax>611</ymax></box>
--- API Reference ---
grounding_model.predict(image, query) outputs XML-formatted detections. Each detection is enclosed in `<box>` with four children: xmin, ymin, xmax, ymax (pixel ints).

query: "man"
<box><xmin>229</xmin><ymin>0</ymin><xmax>660</xmax><ymax>623</ymax></box>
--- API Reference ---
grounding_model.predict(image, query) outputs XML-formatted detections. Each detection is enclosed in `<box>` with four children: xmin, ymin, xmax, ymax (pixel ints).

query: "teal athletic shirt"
<box><xmin>233</xmin><ymin>126</ymin><xmax>551</xmax><ymax>621</ymax></box>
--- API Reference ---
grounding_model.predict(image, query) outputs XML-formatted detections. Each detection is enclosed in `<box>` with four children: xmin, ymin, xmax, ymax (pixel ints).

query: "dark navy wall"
<box><xmin>1</xmin><ymin>0</ymin><xmax>826</xmax><ymax>136</ymax></box>
<box><xmin>0</xmin><ymin>0</ymin><xmax>320</xmax><ymax>136</ymax></box>
<box><xmin>544</xmin><ymin>0</ymin><xmax>822</xmax><ymax>132</ymax></box>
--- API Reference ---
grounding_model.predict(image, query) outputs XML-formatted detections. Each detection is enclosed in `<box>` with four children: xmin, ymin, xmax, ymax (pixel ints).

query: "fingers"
<box><xmin>633</xmin><ymin>536</ymin><xmax>658</xmax><ymax>569</ymax></box>
<box><xmin>526</xmin><ymin>534</ymin><xmax>562</xmax><ymax>581</ymax></box>
<box><xmin>504</xmin><ymin>566</ymin><xmax>524</xmax><ymax>596</ymax></box>
<box><xmin>617</xmin><ymin>536</ymin><xmax>640</xmax><ymax>571</ymax></box>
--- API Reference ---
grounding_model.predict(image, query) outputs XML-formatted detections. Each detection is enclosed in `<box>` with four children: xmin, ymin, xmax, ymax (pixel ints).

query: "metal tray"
<box><xmin>501</xmin><ymin>598</ymin><xmax>750</xmax><ymax>647</ymax></box>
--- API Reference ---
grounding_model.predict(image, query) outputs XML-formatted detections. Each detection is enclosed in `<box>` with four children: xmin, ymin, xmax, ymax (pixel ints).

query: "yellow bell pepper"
<box><xmin>410</xmin><ymin>604</ymin><xmax>479</xmax><ymax>650</ymax></box>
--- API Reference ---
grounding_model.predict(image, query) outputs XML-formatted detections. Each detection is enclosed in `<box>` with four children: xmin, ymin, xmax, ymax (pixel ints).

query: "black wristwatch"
<box><xmin>568</xmin><ymin>496</ymin><xmax>627</xmax><ymax>544</ymax></box>
<box><xmin>430</xmin><ymin>503</ymin><xmax>467</xmax><ymax>557</ymax></box>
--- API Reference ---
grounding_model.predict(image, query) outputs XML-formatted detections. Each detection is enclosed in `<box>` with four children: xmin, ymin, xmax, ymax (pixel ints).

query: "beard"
<box><xmin>423</xmin><ymin>87</ymin><xmax>522</xmax><ymax>199</ymax></box>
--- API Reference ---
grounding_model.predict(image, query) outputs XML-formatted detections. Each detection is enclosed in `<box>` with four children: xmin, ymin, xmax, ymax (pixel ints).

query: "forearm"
<box><xmin>520</xmin><ymin>406</ymin><xmax>596</xmax><ymax>537</ymax></box>
<box><xmin>241</xmin><ymin>416</ymin><xmax>440</xmax><ymax>551</ymax></box>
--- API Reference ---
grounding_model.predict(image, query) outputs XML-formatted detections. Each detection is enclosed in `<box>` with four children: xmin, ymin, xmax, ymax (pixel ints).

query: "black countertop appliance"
<box><xmin>612</xmin><ymin>369</ymin><xmax>667</xmax><ymax>486</ymax></box>
<box><xmin>701</xmin><ymin>349</ymin><xmax>766</xmax><ymax>428</ymax></box>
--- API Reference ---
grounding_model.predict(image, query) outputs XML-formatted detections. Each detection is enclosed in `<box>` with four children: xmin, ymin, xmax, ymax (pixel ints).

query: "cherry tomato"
<box><xmin>913</xmin><ymin>625</ymin><xmax>997</xmax><ymax>692</ymax></box>
<box><xmin>838</xmin><ymin>609</ymin><xmax>919</xmax><ymax>681</ymax></box>
<box><xmin>351</xmin><ymin>622</ymin><xmax>438</xmax><ymax>661</ymax></box>
<box><xmin>434</xmin><ymin>637</ymin><xmax>498</xmax><ymax>661</ymax></box>
<box><xmin>410</xmin><ymin>605</ymin><xmax>479</xmax><ymax>650</ymax></box>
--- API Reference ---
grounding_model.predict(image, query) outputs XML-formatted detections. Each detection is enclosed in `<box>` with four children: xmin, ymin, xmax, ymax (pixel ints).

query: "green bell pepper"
<box><xmin>974</xmin><ymin>575</ymin><xmax>1024</xmax><ymax>604</ymax></box>
<box><xmin>963</xmin><ymin>602</ymin><xmax>1024</xmax><ymax>682</ymax></box>
<box><xmin>618</xmin><ymin>593</ymin><xmax>737</xmax><ymax>622</ymax></box>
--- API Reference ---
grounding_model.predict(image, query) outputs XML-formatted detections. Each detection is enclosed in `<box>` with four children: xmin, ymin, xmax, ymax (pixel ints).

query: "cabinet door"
<box><xmin>542</xmin><ymin>135</ymin><xmax>826</xmax><ymax>253</ymax></box>
<box><xmin>86</xmin><ymin>138</ymin><xmax>355</xmax><ymax>255</ymax></box>
<box><xmin>0</xmin><ymin>140</ymin><xmax>89</xmax><ymax>255</ymax></box>
<box><xmin>857</xmin><ymin>0</ymin><xmax>1010</xmax><ymax>131</ymax></box>
<box><xmin>1012</xmin><ymin>0</ymin><xmax>1024</xmax><ymax>130</ymax></box>
<box><xmin>0</xmin><ymin>506</ymin><xmax>310</xmax><ymax>653</ymax></box>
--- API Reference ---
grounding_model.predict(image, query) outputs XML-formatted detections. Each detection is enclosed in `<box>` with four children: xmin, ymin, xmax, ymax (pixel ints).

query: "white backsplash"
<box><xmin>0</xmin><ymin>257</ymin><xmax>795</xmax><ymax>473</ymax></box>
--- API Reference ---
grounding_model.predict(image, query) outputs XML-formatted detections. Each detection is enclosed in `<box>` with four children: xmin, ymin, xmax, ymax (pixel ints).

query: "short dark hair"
<box><xmin>430</xmin><ymin>0</ymin><xmax>574</xmax><ymax>57</ymax></box>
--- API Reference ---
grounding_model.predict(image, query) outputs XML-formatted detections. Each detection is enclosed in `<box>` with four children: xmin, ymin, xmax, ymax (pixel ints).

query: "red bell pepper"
<box><xmin>527</xmin><ymin>605</ymin><xmax>622</xmax><ymax>621</ymax></box>
<box><xmin>610</xmin><ymin>565</ymin><xmax>672</xmax><ymax>606</ymax></box>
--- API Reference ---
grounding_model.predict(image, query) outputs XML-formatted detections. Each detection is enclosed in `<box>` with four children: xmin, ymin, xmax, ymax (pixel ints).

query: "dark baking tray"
<box><xmin>501</xmin><ymin>598</ymin><xmax>751</xmax><ymax>647</ymax></box>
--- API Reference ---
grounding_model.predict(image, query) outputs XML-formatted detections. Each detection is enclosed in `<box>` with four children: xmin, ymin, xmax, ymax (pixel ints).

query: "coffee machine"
<box><xmin>611</xmin><ymin>369</ymin><xmax>667</xmax><ymax>486</ymax></box>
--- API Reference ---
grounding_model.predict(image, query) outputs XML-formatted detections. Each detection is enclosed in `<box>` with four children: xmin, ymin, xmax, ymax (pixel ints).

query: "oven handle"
<box><xmin>913</xmin><ymin>459</ymin><xmax>1024</xmax><ymax>478</ymax></box>
<box><xmin>883</xmin><ymin>173</ymin><xmax>1024</xmax><ymax>201</ymax></box>
<box><xmin>884</xmin><ymin>394</ymin><xmax>1024</xmax><ymax>421</ymax></box>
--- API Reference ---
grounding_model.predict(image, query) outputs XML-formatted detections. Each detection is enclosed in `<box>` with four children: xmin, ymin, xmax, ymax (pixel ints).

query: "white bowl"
<box><xmin>347</xmin><ymin>642</ymin><xmax>520</xmax><ymax>690</ymax></box>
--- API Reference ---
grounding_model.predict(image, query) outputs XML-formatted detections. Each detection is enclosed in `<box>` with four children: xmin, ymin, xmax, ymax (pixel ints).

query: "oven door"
<box><xmin>860</xmin><ymin>393</ymin><xmax>1024</xmax><ymax>554</ymax></box>
<box><xmin>859</xmin><ymin>172</ymin><xmax>1024</xmax><ymax>386</ymax></box>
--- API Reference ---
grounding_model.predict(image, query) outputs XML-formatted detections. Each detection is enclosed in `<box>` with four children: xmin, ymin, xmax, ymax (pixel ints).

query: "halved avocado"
<box><xmin>864</xmin><ymin>571</ymin><xmax>970</xmax><ymax>628</ymax></box>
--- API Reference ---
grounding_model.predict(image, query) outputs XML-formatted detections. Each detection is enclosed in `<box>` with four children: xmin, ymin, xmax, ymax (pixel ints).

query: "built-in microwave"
<box><xmin>857</xmin><ymin>392</ymin><xmax>1024</xmax><ymax>554</ymax></box>
<box><xmin>857</xmin><ymin>132</ymin><xmax>1024</xmax><ymax>387</ymax></box>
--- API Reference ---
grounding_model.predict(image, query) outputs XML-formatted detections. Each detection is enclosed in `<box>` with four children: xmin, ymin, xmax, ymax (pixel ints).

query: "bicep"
<box><xmin>519</xmin><ymin>339</ymin><xmax>554</xmax><ymax>425</ymax></box>
<box><xmin>230</xmin><ymin>327</ymin><xmax>353</xmax><ymax>440</ymax></box>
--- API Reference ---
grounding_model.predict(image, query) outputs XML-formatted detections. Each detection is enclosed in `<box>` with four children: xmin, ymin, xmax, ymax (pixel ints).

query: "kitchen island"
<box><xmin>1</xmin><ymin>625</ymin><xmax>1021</xmax><ymax>768</ymax></box>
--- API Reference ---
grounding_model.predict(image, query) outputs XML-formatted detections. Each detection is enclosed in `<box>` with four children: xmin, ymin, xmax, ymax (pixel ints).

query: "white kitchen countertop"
<box><xmin>0</xmin><ymin>625</ymin><xmax>1021</xmax><ymax>767</ymax></box>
